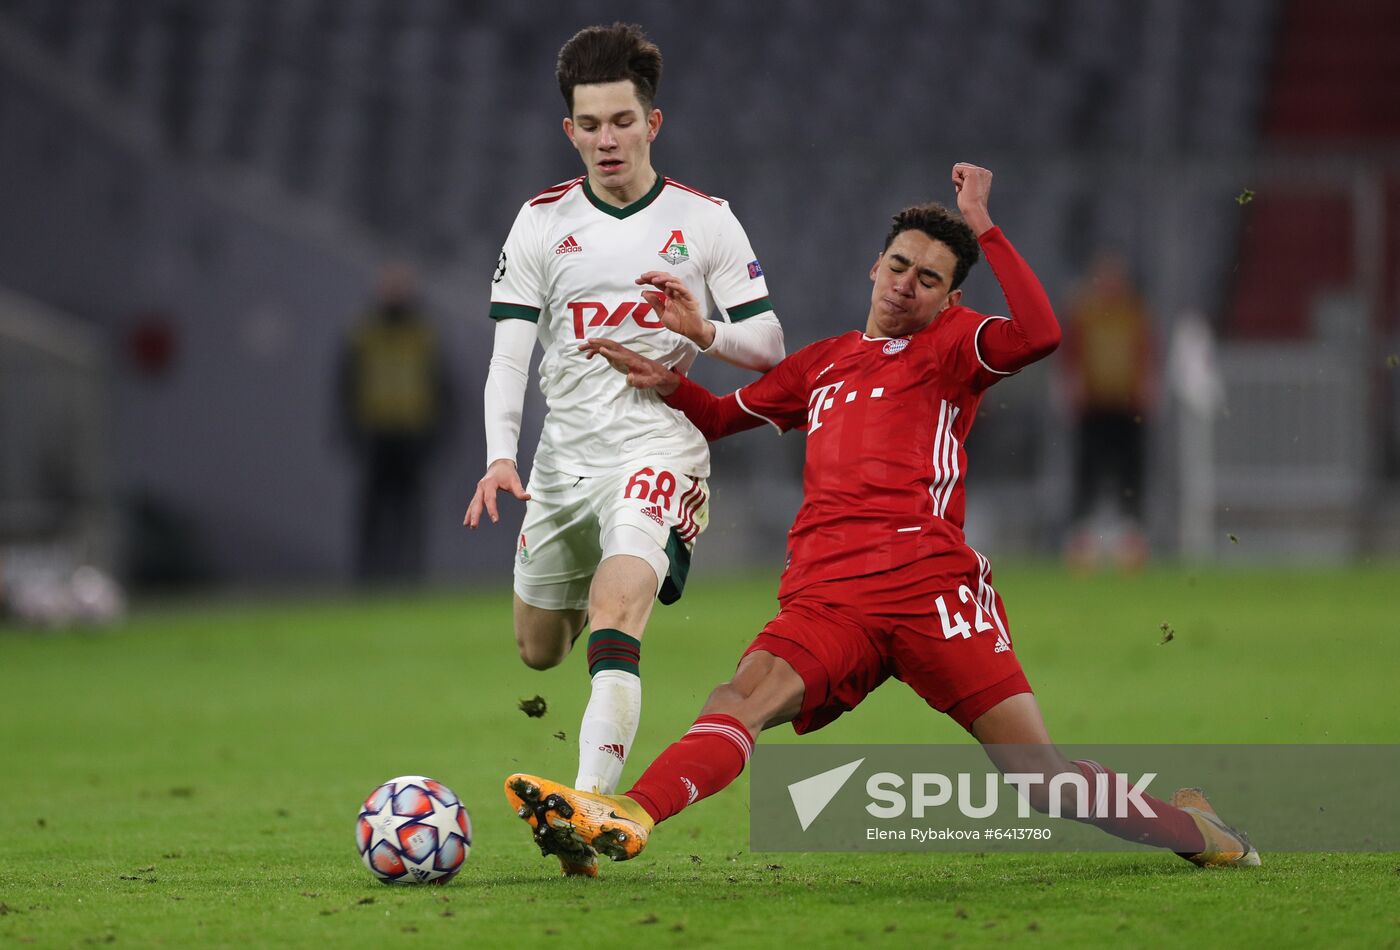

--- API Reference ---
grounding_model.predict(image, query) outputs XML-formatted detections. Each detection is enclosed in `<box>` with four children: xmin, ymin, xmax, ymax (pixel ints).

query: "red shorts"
<box><xmin>743</xmin><ymin>546</ymin><xmax>1031</xmax><ymax>734</ymax></box>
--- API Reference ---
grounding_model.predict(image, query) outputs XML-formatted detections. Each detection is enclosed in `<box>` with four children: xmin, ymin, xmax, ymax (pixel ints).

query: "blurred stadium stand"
<box><xmin>1220</xmin><ymin>0</ymin><xmax>1400</xmax><ymax>557</ymax></box>
<box><xmin>0</xmin><ymin>288</ymin><xmax>108</xmax><ymax>564</ymax></box>
<box><xmin>1</xmin><ymin>0</ymin><xmax>1396</xmax><ymax>589</ymax></box>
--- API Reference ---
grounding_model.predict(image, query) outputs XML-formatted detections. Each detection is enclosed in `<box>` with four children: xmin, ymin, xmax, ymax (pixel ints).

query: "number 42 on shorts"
<box><xmin>935</xmin><ymin>586</ymin><xmax>995</xmax><ymax>640</ymax></box>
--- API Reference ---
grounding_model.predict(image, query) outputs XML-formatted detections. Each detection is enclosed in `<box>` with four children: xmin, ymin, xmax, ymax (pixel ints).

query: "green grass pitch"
<box><xmin>1</xmin><ymin>565</ymin><xmax>1396</xmax><ymax>947</ymax></box>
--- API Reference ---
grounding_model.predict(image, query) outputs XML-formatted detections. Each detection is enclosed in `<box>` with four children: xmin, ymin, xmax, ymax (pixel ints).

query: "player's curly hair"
<box><xmin>884</xmin><ymin>203</ymin><xmax>980</xmax><ymax>289</ymax></box>
<box><xmin>556</xmin><ymin>23</ymin><xmax>663</xmax><ymax>113</ymax></box>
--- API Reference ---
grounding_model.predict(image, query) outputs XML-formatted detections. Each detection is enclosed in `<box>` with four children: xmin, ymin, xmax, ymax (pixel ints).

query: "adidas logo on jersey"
<box><xmin>641</xmin><ymin>504</ymin><xmax>665</xmax><ymax>526</ymax></box>
<box><xmin>555</xmin><ymin>235</ymin><xmax>582</xmax><ymax>255</ymax></box>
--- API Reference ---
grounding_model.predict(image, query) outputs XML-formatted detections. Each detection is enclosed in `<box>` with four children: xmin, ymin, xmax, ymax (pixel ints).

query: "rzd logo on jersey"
<box><xmin>569</xmin><ymin>300</ymin><xmax>665</xmax><ymax>339</ymax></box>
<box><xmin>657</xmin><ymin>230</ymin><xmax>691</xmax><ymax>266</ymax></box>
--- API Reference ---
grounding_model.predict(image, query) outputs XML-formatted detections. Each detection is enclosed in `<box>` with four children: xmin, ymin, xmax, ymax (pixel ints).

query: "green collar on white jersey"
<box><xmin>583</xmin><ymin>174</ymin><xmax>667</xmax><ymax>219</ymax></box>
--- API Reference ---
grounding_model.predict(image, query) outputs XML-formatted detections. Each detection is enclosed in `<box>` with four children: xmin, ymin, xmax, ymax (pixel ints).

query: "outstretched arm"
<box><xmin>951</xmin><ymin>163</ymin><xmax>1061</xmax><ymax>372</ymax></box>
<box><xmin>635</xmin><ymin>271</ymin><xmax>785</xmax><ymax>372</ymax></box>
<box><xmin>976</xmin><ymin>230</ymin><xmax>1061</xmax><ymax>371</ymax></box>
<box><xmin>580</xmin><ymin>338</ymin><xmax>767</xmax><ymax>442</ymax></box>
<box><xmin>700</xmin><ymin>311</ymin><xmax>785</xmax><ymax>372</ymax></box>
<box><xmin>663</xmin><ymin>375</ymin><xmax>767</xmax><ymax>441</ymax></box>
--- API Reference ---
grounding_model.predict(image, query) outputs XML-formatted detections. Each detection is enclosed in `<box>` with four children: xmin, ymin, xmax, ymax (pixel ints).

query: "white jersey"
<box><xmin>490</xmin><ymin>175</ymin><xmax>774</xmax><ymax>478</ymax></box>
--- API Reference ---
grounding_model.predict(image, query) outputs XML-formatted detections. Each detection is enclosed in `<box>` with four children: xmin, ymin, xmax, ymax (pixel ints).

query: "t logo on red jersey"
<box><xmin>805</xmin><ymin>381</ymin><xmax>888</xmax><ymax>433</ymax></box>
<box><xmin>806</xmin><ymin>381</ymin><xmax>846</xmax><ymax>433</ymax></box>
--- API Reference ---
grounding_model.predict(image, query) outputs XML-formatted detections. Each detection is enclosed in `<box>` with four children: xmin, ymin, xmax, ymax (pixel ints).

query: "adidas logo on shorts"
<box><xmin>641</xmin><ymin>504</ymin><xmax>664</xmax><ymax>526</ymax></box>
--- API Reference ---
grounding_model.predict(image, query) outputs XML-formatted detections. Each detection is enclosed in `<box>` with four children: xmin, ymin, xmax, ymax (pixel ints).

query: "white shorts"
<box><xmin>513</xmin><ymin>458</ymin><xmax>710</xmax><ymax>612</ymax></box>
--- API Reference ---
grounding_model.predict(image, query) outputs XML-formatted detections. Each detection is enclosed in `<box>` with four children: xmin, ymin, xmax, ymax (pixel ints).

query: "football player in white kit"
<box><xmin>464</xmin><ymin>23</ymin><xmax>784</xmax><ymax>875</ymax></box>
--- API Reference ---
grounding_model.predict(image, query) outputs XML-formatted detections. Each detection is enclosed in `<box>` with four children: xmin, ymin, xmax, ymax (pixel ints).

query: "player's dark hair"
<box><xmin>884</xmin><ymin>203</ymin><xmax>980</xmax><ymax>289</ymax></box>
<box><xmin>556</xmin><ymin>23</ymin><xmax>662</xmax><ymax>113</ymax></box>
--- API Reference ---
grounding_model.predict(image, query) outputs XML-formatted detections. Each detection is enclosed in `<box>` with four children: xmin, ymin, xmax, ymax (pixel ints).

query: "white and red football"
<box><xmin>355</xmin><ymin>775</ymin><xmax>472</xmax><ymax>884</ymax></box>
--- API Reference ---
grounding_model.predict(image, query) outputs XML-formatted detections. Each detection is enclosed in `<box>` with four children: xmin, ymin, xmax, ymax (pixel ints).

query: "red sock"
<box><xmin>1071</xmin><ymin>760</ymin><xmax>1206</xmax><ymax>853</ymax></box>
<box><xmin>625</xmin><ymin>714</ymin><xmax>754</xmax><ymax>824</ymax></box>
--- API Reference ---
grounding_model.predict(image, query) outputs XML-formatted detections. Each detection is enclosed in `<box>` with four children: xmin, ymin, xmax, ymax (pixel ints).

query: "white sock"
<box><xmin>574</xmin><ymin>670</ymin><xmax>641</xmax><ymax>794</ymax></box>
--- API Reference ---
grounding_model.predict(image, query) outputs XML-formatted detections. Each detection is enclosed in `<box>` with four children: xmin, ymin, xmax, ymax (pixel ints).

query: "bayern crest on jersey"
<box><xmin>883</xmin><ymin>338</ymin><xmax>910</xmax><ymax>355</ymax></box>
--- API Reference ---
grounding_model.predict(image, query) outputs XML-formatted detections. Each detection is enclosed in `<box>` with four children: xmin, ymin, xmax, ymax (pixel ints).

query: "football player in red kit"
<box><xmin>505</xmin><ymin>163</ymin><xmax>1258</xmax><ymax>872</ymax></box>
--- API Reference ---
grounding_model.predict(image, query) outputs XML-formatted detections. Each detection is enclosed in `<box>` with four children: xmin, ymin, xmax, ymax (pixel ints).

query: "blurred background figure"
<box><xmin>338</xmin><ymin>263</ymin><xmax>449</xmax><ymax>585</ymax></box>
<box><xmin>1167</xmin><ymin>310</ymin><xmax>1225</xmax><ymax>561</ymax></box>
<box><xmin>1061</xmin><ymin>250</ymin><xmax>1156</xmax><ymax>572</ymax></box>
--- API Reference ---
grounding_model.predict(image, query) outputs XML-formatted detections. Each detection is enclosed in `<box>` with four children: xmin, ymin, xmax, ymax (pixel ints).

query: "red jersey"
<box><xmin>665</xmin><ymin>227</ymin><xmax>1059</xmax><ymax>598</ymax></box>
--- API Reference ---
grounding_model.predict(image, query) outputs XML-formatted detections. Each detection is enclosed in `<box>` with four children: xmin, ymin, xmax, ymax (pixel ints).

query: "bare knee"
<box><xmin>698</xmin><ymin>652</ymin><xmax>805</xmax><ymax>734</ymax></box>
<box><xmin>514</xmin><ymin>620</ymin><xmax>577</xmax><ymax>669</ymax></box>
<box><xmin>702</xmin><ymin>680</ymin><xmax>748</xmax><ymax>714</ymax></box>
<box><xmin>512</xmin><ymin>598</ymin><xmax>585</xmax><ymax>670</ymax></box>
<box><xmin>517</xmin><ymin>637</ymin><xmax>568</xmax><ymax>670</ymax></box>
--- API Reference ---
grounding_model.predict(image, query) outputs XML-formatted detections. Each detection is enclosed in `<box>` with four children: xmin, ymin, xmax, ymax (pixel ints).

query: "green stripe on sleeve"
<box><xmin>489</xmin><ymin>303</ymin><xmax>542</xmax><ymax>322</ymax></box>
<box><xmin>725</xmin><ymin>297</ymin><xmax>774</xmax><ymax>322</ymax></box>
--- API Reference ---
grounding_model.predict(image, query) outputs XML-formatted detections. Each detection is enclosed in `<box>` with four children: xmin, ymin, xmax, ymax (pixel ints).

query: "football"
<box><xmin>355</xmin><ymin>775</ymin><xmax>472</xmax><ymax>884</ymax></box>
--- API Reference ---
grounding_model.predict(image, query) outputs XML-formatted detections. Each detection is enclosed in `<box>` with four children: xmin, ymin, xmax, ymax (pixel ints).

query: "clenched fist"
<box><xmin>951</xmin><ymin>163</ymin><xmax>994</xmax><ymax>236</ymax></box>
